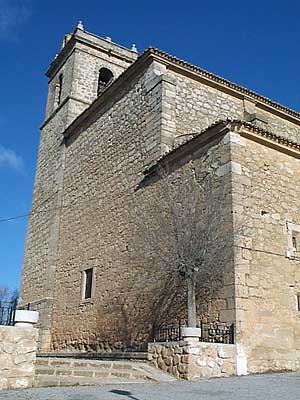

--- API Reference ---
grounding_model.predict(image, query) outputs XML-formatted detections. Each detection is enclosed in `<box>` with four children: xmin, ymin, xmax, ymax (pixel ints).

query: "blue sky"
<box><xmin>1</xmin><ymin>0</ymin><xmax>300</xmax><ymax>291</ymax></box>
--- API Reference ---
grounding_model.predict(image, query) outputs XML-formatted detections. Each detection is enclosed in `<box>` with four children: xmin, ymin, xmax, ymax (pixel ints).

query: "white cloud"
<box><xmin>0</xmin><ymin>145</ymin><xmax>24</xmax><ymax>172</ymax></box>
<box><xmin>0</xmin><ymin>0</ymin><xmax>32</xmax><ymax>40</ymax></box>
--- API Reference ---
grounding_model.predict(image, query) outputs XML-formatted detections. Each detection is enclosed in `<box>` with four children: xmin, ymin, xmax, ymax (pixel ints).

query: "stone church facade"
<box><xmin>20</xmin><ymin>23</ymin><xmax>300</xmax><ymax>374</ymax></box>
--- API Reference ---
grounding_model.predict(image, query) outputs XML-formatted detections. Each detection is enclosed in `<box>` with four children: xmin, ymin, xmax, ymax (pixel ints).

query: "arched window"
<box><xmin>54</xmin><ymin>73</ymin><xmax>63</xmax><ymax>108</ymax></box>
<box><xmin>97</xmin><ymin>67</ymin><xmax>114</xmax><ymax>96</ymax></box>
<box><xmin>57</xmin><ymin>73</ymin><xmax>63</xmax><ymax>105</ymax></box>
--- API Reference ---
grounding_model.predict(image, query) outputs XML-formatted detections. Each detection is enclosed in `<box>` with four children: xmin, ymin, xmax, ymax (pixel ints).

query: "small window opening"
<box><xmin>292</xmin><ymin>236</ymin><xmax>298</xmax><ymax>252</ymax></box>
<box><xmin>54</xmin><ymin>73</ymin><xmax>63</xmax><ymax>108</ymax></box>
<box><xmin>57</xmin><ymin>74</ymin><xmax>63</xmax><ymax>105</ymax></box>
<box><xmin>97</xmin><ymin>67</ymin><xmax>114</xmax><ymax>96</ymax></box>
<box><xmin>84</xmin><ymin>268</ymin><xmax>93</xmax><ymax>299</ymax></box>
<box><xmin>297</xmin><ymin>294</ymin><xmax>300</xmax><ymax>311</ymax></box>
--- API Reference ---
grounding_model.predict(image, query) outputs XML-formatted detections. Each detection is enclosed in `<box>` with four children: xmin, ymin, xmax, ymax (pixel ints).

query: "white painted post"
<box><xmin>236</xmin><ymin>344</ymin><xmax>248</xmax><ymax>375</ymax></box>
<box><xmin>14</xmin><ymin>310</ymin><xmax>39</xmax><ymax>328</ymax></box>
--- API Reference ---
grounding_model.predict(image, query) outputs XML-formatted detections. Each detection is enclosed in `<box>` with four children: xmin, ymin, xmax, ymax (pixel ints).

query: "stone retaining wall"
<box><xmin>0</xmin><ymin>326</ymin><xmax>38</xmax><ymax>390</ymax></box>
<box><xmin>148</xmin><ymin>341</ymin><xmax>237</xmax><ymax>380</ymax></box>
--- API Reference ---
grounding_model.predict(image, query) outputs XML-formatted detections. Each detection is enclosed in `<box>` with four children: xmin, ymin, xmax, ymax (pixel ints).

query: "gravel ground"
<box><xmin>1</xmin><ymin>373</ymin><xmax>300</xmax><ymax>400</ymax></box>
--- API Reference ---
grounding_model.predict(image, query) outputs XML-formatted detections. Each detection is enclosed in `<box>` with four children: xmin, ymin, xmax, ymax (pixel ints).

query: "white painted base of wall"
<box><xmin>236</xmin><ymin>344</ymin><xmax>248</xmax><ymax>376</ymax></box>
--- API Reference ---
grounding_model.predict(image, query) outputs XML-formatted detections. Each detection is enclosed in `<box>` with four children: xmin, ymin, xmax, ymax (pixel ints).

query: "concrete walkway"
<box><xmin>1</xmin><ymin>372</ymin><xmax>300</xmax><ymax>399</ymax></box>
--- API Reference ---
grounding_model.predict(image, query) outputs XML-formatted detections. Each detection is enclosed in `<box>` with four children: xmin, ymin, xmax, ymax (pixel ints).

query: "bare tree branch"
<box><xmin>132</xmin><ymin>156</ymin><xmax>223</xmax><ymax>329</ymax></box>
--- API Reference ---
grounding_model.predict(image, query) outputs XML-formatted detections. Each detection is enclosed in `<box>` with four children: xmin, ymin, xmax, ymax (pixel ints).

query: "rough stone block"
<box><xmin>0</xmin><ymin>326</ymin><xmax>38</xmax><ymax>390</ymax></box>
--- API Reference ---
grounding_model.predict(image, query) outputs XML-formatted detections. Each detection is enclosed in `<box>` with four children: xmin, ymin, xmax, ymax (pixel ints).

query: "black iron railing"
<box><xmin>153</xmin><ymin>320</ymin><xmax>234</xmax><ymax>344</ymax></box>
<box><xmin>152</xmin><ymin>320</ymin><xmax>183</xmax><ymax>342</ymax></box>
<box><xmin>200</xmin><ymin>321</ymin><xmax>234</xmax><ymax>344</ymax></box>
<box><xmin>0</xmin><ymin>300</ymin><xmax>17</xmax><ymax>326</ymax></box>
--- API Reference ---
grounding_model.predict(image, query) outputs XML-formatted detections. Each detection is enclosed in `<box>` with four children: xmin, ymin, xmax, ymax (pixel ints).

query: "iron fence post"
<box><xmin>179</xmin><ymin>319</ymin><xmax>182</xmax><ymax>340</ymax></box>
<box><xmin>229</xmin><ymin>323</ymin><xmax>235</xmax><ymax>344</ymax></box>
<box><xmin>152</xmin><ymin>323</ymin><xmax>156</xmax><ymax>343</ymax></box>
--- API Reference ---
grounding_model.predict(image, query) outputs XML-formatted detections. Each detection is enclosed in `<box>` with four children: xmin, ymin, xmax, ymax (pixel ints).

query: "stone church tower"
<box><xmin>20</xmin><ymin>23</ymin><xmax>138</xmax><ymax>350</ymax></box>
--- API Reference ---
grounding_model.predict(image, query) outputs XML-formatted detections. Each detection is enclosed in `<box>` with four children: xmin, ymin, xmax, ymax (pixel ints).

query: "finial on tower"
<box><xmin>77</xmin><ymin>20</ymin><xmax>84</xmax><ymax>31</ymax></box>
<box><xmin>131</xmin><ymin>43</ymin><xmax>138</xmax><ymax>53</ymax></box>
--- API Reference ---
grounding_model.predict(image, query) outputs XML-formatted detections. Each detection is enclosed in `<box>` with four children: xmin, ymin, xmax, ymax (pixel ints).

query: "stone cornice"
<box><xmin>148</xmin><ymin>48</ymin><xmax>300</xmax><ymax>124</ymax></box>
<box><xmin>46</xmin><ymin>30</ymin><xmax>136</xmax><ymax>80</ymax></box>
<box><xmin>144</xmin><ymin>119</ymin><xmax>300</xmax><ymax>175</ymax></box>
<box><xmin>46</xmin><ymin>35</ymin><xmax>76</xmax><ymax>79</ymax></box>
<box><xmin>40</xmin><ymin>95</ymin><xmax>91</xmax><ymax>130</ymax></box>
<box><xmin>233</xmin><ymin>120</ymin><xmax>300</xmax><ymax>159</ymax></box>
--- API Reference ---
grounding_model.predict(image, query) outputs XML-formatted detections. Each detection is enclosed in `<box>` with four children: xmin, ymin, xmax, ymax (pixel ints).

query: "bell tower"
<box><xmin>44</xmin><ymin>21</ymin><xmax>138</xmax><ymax>128</ymax></box>
<box><xmin>20</xmin><ymin>22</ymin><xmax>138</xmax><ymax>351</ymax></box>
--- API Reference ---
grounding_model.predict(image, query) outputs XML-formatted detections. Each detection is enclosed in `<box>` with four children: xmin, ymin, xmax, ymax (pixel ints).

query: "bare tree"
<box><xmin>0</xmin><ymin>287</ymin><xmax>18</xmax><ymax>326</ymax></box>
<box><xmin>0</xmin><ymin>287</ymin><xmax>19</xmax><ymax>304</ymax></box>
<box><xmin>0</xmin><ymin>287</ymin><xmax>9</xmax><ymax>302</ymax></box>
<box><xmin>10</xmin><ymin>289</ymin><xmax>19</xmax><ymax>304</ymax></box>
<box><xmin>133</xmin><ymin>158</ymin><xmax>222</xmax><ymax>329</ymax></box>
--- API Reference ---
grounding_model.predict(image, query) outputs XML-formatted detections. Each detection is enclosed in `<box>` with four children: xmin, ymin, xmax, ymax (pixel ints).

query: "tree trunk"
<box><xmin>187</xmin><ymin>275</ymin><xmax>197</xmax><ymax>327</ymax></box>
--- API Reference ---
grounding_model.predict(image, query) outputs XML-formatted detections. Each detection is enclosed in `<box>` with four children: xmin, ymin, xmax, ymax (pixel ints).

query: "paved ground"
<box><xmin>1</xmin><ymin>373</ymin><xmax>300</xmax><ymax>400</ymax></box>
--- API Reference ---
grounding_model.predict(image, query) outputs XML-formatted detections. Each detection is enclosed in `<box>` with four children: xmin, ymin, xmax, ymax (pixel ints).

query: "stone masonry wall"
<box><xmin>0</xmin><ymin>326</ymin><xmax>38</xmax><ymax>390</ymax></box>
<box><xmin>148</xmin><ymin>341</ymin><xmax>236</xmax><ymax>380</ymax></box>
<box><xmin>51</xmin><ymin>99</ymin><xmax>236</xmax><ymax>352</ymax></box>
<box><xmin>20</xmin><ymin>98</ymin><xmax>68</xmax><ymax>351</ymax></box>
<box><xmin>21</xmin><ymin>31</ymin><xmax>136</xmax><ymax>352</ymax></box>
<box><xmin>230</xmin><ymin>130</ymin><xmax>300</xmax><ymax>373</ymax></box>
<box><xmin>132</xmin><ymin>131</ymin><xmax>237</xmax><ymax>329</ymax></box>
<box><xmin>160</xmin><ymin>69</ymin><xmax>300</xmax><ymax>152</ymax></box>
<box><xmin>45</xmin><ymin>51</ymin><xmax>75</xmax><ymax>119</ymax></box>
<box><xmin>20</xmin><ymin>97</ymin><xmax>68</xmax><ymax>347</ymax></box>
<box><xmin>50</xmin><ymin>61</ymin><xmax>166</xmax><ymax>351</ymax></box>
<box><xmin>173</xmin><ymin>71</ymin><xmax>243</xmax><ymax>136</ymax></box>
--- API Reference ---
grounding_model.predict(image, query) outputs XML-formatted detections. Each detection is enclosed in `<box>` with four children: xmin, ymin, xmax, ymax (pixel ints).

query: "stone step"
<box><xmin>34</xmin><ymin>375</ymin><xmax>144</xmax><ymax>388</ymax></box>
<box><xmin>36</xmin><ymin>357</ymin><xmax>135</xmax><ymax>370</ymax></box>
<box><xmin>35</xmin><ymin>366</ymin><xmax>148</xmax><ymax>380</ymax></box>
<box><xmin>38</xmin><ymin>351</ymin><xmax>148</xmax><ymax>361</ymax></box>
<box><xmin>34</xmin><ymin>357</ymin><xmax>177</xmax><ymax>387</ymax></box>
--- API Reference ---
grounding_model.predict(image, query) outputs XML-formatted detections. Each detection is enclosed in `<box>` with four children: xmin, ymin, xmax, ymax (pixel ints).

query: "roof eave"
<box><xmin>149</xmin><ymin>48</ymin><xmax>300</xmax><ymax>124</ymax></box>
<box><xmin>61</xmin><ymin>46</ymin><xmax>300</xmax><ymax>142</ymax></box>
<box><xmin>144</xmin><ymin>119</ymin><xmax>300</xmax><ymax>176</ymax></box>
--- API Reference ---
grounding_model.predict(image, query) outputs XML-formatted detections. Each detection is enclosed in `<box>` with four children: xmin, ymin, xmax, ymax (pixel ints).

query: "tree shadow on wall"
<box><xmin>93</xmin><ymin>268</ymin><xmax>186</xmax><ymax>352</ymax></box>
<box><xmin>92</xmin><ymin>151</ymin><xmax>229</xmax><ymax>351</ymax></box>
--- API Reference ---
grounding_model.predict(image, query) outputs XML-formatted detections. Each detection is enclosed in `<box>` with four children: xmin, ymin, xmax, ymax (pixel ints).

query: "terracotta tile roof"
<box><xmin>148</xmin><ymin>48</ymin><xmax>300</xmax><ymax>120</ymax></box>
<box><xmin>232</xmin><ymin>119</ymin><xmax>300</xmax><ymax>150</ymax></box>
<box><xmin>145</xmin><ymin>119</ymin><xmax>300</xmax><ymax>174</ymax></box>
